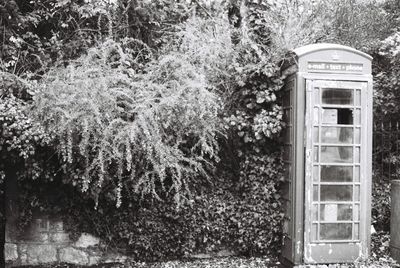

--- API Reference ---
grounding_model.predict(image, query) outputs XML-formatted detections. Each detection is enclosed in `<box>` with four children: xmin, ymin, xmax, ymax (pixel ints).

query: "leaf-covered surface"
<box><xmin>12</xmin><ymin>257</ymin><xmax>278</xmax><ymax>268</ymax></box>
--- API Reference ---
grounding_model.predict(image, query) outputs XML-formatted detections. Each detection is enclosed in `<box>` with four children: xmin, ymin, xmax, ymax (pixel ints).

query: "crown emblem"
<box><xmin>332</xmin><ymin>51</ymin><xmax>340</xmax><ymax>61</ymax></box>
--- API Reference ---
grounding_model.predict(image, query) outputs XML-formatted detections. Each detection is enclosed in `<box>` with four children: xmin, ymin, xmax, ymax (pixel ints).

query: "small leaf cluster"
<box><xmin>0</xmin><ymin>72</ymin><xmax>51</xmax><ymax>163</ymax></box>
<box><xmin>0</xmin><ymin>96</ymin><xmax>50</xmax><ymax>160</ymax></box>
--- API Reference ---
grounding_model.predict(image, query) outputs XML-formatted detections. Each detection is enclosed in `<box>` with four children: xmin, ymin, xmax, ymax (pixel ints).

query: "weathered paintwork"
<box><xmin>280</xmin><ymin>43</ymin><xmax>373</xmax><ymax>267</ymax></box>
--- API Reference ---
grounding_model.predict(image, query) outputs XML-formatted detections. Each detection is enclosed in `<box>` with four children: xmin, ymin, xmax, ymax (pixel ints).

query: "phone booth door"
<box><xmin>304</xmin><ymin>79</ymin><xmax>368</xmax><ymax>263</ymax></box>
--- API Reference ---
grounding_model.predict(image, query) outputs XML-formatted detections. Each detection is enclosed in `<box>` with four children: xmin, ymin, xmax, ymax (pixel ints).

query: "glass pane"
<box><xmin>283</xmin><ymin>145</ymin><xmax>291</xmax><ymax>161</ymax></box>
<box><xmin>283</xmin><ymin>218</ymin><xmax>289</xmax><ymax>234</ymax></box>
<box><xmin>313</xmin><ymin>166</ymin><xmax>319</xmax><ymax>182</ymax></box>
<box><xmin>321</xmin><ymin>127</ymin><xmax>353</xmax><ymax>144</ymax></box>
<box><xmin>282</xmin><ymin>181</ymin><xmax>290</xmax><ymax>199</ymax></box>
<box><xmin>322</xmin><ymin>108</ymin><xmax>353</xmax><ymax>125</ymax></box>
<box><xmin>320</xmin><ymin>223</ymin><xmax>352</xmax><ymax>240</ymax></box>
<box><xmin>354</xmin><ymin>204</ymin><xmax>360</xmax><ymax>221</ymax></box>
<box><xmin>322</xmin><ymin>109</ymin><xmax>338</xmax><ymax>124</ymax></box>
<box><xmin>355</xmin><ymin>89</ymin><xmax>361</xmax><ymax>106</ymax></box>
<box><xmin>313</xmin><ymin>127</ymin><xmax>319</xmax><ymax>143</ymax></box>
<box><xmin>313</xmin><ymin>185</ymin><xmax>319</xmax><ymax>201</ymax></box>
<box><xmin>320</xmin><ymin>204</ymin><xmax>352</xmax><ymax>221</ymax></box>
<box><xmin>354</xmin><ymin>109</ymin><xmax>361</xmax><ymax>125</ymax></box>
<box><xmin>354</xmin><ymin>223</ymin><xmax>359</xmax><ymax>240</ymax></box>
<box><xmin>354</xmin><ymin>166</ymin><xmax>360</xmax><ymax>182</ymax></box>
<box><xmin>321</xmin><ymin>185</ymin><xmax>352</xmax><ymax>201</ymax></box>
<box><xmin>312</xmin><ymin>205</ymin><xmax>318</xmax><ymax>221</ymax></box>
<box><xmin>284</xmin><ymin>127</ymin><xmax>291</xmax><ymax>143</ymax></box>
<box><xmin>355</xmin><ymin>147</ymin><xmax>360</xmax><ymax>163</ymax></box>
<box><xmin>355</xmin><ymin>128</ymin><xmax>361</xmax><ymax>144</ymax></box>
<box><xmin>314</xmin><ymin>146</ymin><xmax>319</xmax><ymax>162</ymax></box>
<box><xmin>284</xmin><ymin>109</ymin><xmax>291</xmax><ymax>123</ymax></box>
<box><xmin>312</xmin><ymin>224</ymin><xmax>318</xmax><ymax>242</ymax></box>
<box><xmin>283</xmin><ymin>92</ymin><xmax>291</xmax><ymax>107</ymax></box>
<box><xmin>321</xmin><ymin>146</ymin><xmax>353</xmax><ymax>163</ymax></box>
<box><xmin>321</xmin><ymin>204</ymin><xmax>337</xmax><ymax>221</ymax></box>
<box><xmin>354</xmin><ymin>185</ymin><xmax>360</xmax><ymax>201</ymax></box>
<box><xmin>322</xmin><ymin>88</ymin><xmax>353</xmax><ymax>105</ymax></box>
<box><xmin>337</xmin><ymin>204</ymin><xmax>352</xmax><ymax>220</ymax></box>
<box><xmin>285</xmin><ymin>200</ymin><xmax>291</xmax><ymax>215</ymax></box>
<box><xmin>321</xmin><ymin>166</ymin><xmax>352</xmax><ymax>182</ymax></box>
<box><xmin>283</xmin><ymin>164</ymin><xmax>291</xmax><ymax>180</ymax></box>
<box><xmin>314</xmin><ymin>108</ymin><xmax>319</xmax><ymax>124</ymax></box>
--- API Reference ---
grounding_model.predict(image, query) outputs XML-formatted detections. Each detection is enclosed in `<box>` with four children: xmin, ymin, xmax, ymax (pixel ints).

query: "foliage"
<box><xmin>374</xmin><ymin>31</ymin><xmax>400</xmax><ymax>121</ymax></box>
<box><xmin>18</xmin><ymin>153</ymin><xmax>283</xmax><ymax>261</ymax></box>
<box><xmin>0</xmin><ymin>96</ymin><xmax>49</xmax><ymax>159</ymax></box>
<box><xmin>260</xmin><ymin>0</ymin><xmax>330</xmax><ymax>53</ymax></box>
<box><xmin>372</xmin><ymin>179</ymin><xmax>391</xmax><ymax>232</ymax></box>
<box><xmin>32</xmin><ymin>39</ymin><xmax>223</xmax><ymax>207</ymax></box>
<box><xmin>252</xmin><ymin>0</ymin><xmax>392</xmax><ymax>53</ymax></box>
<box><xmin>4</xmin><ymin>0</ymin><xmax>400</xmax><ymax>264</ymax></box>
<box><xmin>322</xmin><ymin>0</ymin><xmax>392</xmax><ymax>51</ymax></box>
<box><xmin>0</xmin><ymin>0</ymin><xmax>195</xmax><ymax>76</ymax></box>
<box><xmin>371</xmin><ymin>27</ymin><xmax>400</xmax><ymax>232</ymax></box>
<box><xmin>0</xmin><ymin>71</ymin><xmax>51</xmax><ymax>170</ymax></box>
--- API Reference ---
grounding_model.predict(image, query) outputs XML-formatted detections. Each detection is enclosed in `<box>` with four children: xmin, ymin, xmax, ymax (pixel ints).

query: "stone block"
<box><xmin>216</xmin><ymin>249</ymin><xmax>235</xmax><ymax>257</ymax></box>
<box><xmin>19</xmin><ymin>244</ymin><xmax>28</xmax><ymax>264</ymax></box>
<box><xmin>20</xmin><ymin>221</ymin><xmax>49</xmax><ymax>242</ymax></box>
<box><xmin>4</xmin><ymin>243</ymin><xmax>18</xmax><ymax>262</ymax></box>
<box><xmin>89</xmin><ymin>256</ymin><xmax>102</xmax><ymax>265</ymax></box>
<box><xmin>74</xmin><ymin>233</ymin><xmax>100</xmax><ymax>248</ymax></box>
<box><xmin>59</xmin><ymin>247</ymin><xmax>89</xmax><ymax>265</ymax></box>
<box><xmin>35</xmin><ymin>218</ymin><xmax>49</xmax><ymax>231</ymax></box>
<box><xmin>103</xmin><ymin>253</ymin><xmax>127</xmax><ymax>263</ymax></box>
<box><xmin>36</xmin><ymin>232</ymin><xmax>49</xmax><ymax>242</ymax></box>
<box><xmin>190</xmin><ymin>253</ymin><xmax>212</xmax><ymax>259</ymax></box>
<box><xmin>50</xmin><ymin>232</ymin><xmax>70</xmax><ymax>243</ymax></box>
<box><xmin>50</xmin><ymin>220</ymin><xmax>64</xmax><ymax>232</ymax></box>
<box><xmin>20</xmin><ymin>244</ymin><xmax>57</xmax><ymax>265</ymax></box>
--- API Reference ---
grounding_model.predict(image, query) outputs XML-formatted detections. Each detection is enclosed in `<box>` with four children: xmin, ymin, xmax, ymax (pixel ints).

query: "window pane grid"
<box><xmin>311</xmin><ymin>86</ymin><xmax>360</xmax><ymax>242</ymax></box>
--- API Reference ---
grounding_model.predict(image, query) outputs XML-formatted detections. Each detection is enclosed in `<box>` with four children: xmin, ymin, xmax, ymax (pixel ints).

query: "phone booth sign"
<box><xmin>280</xmin><ymin>44</ymin><xmax>373</xmax><ymax>266</ymax></box>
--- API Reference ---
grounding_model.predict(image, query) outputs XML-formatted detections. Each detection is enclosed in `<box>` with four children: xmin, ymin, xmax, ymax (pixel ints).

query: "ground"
<box><xmin>9</xmin><ymin>232</ymin><xmax>400</xmax><ymax>268</ymax></box>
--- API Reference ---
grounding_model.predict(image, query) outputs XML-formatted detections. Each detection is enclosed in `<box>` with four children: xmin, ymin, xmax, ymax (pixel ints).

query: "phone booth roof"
<box><xmin>285</xmin><ymin>43</ymin><xmax>372</xmax><ymax>76</ymax></box>
<box><xmin>294</xmin><ymin>43</ymin><xmax>372</xmax><ymax>60</ymax></box>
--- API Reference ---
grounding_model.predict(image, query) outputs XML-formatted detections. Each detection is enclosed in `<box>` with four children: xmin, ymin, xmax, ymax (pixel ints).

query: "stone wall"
<box><xmin>5</xmin><ymin>215</ymin><xmax>127</xmax><ymax>267</ymax></box>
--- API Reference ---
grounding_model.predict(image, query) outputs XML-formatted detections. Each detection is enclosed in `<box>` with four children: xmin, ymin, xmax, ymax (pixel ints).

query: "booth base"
<box><xmin>391</xmin><ymin>245</ymin><xmax>400</xmax><ymax>264</ymax></box>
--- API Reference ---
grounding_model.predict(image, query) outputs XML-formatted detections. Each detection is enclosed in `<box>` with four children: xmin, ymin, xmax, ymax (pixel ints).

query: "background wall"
<box><xmin>5</xmin><ymin>214</ymin><xmax>127</xmax><ymax>266</ymax></box>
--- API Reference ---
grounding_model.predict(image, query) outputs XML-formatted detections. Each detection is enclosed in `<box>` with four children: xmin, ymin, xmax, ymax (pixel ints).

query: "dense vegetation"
<box><xmin>1</xmin><ymin>0</ymin><xmax>400</xmax><ymax>264</ymax></box>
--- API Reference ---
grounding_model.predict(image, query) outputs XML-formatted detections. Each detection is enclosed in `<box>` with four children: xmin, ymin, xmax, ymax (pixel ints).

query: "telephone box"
<box><xmin>280</xmin><ymin>44</ymin><xmax>373</xmax><ymax>266</ymax></box>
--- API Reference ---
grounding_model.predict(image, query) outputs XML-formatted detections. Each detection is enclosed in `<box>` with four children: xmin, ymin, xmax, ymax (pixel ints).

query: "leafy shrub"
<box><xmin>32</xmin><ymin>39</ymin><xmax>223</xmax><ymax>207</ymax></box>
